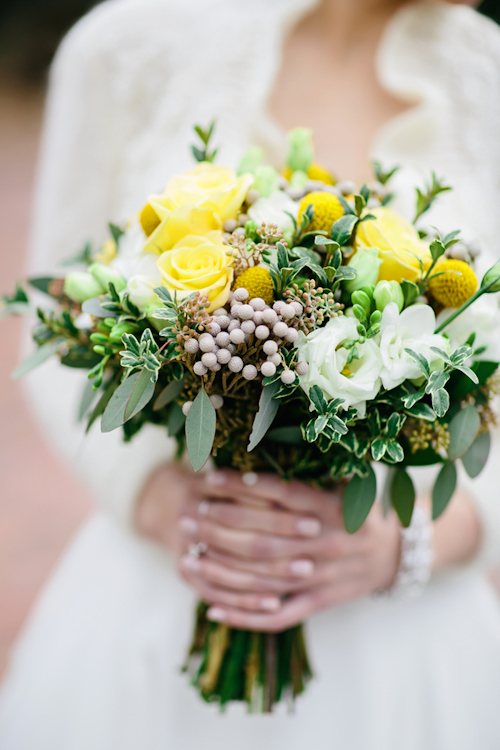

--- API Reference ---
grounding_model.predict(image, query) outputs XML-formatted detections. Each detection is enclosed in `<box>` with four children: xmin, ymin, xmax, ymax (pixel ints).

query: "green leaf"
<box><xmin>167</xmin><ymin>402</ymin><xmax>185</xmax><ymax>436</ymax></box>
<box><xmin>447</xmin><ymin>404</ymin><xmax>481</xmax><ymax>461</ymax></box>
<box><xmin>28</xmin><ymin>277</ymin><xmax>56</xmax><ymax>295</ymax></box>
<box><xmin>385</xmin><ymin>439</ymin><xmax>405</xmax><ymax>463</ymax></box>
<box><xmin>404</xmin><ymin>348</ymin><xmax>430</xmax><ymax>379</ymax></box>
<box><xmin>86</xmin><ymin>374</ymin><xmax>119</xmax><ymax>432</ymax></box>
<box><xmin>109</xmin><ymin>222</ymin><xmax>125</xmax><ymax>244</ymax></box>
<box><xmin>425</xmin><ymin>370</ymin><xmax>450</xmax><ymax>394</ymax></box>
<box><xmin>186</xmin><ymin>388</ymin><xmax>217</xmax><ymax>471</ymax></box>
<box><xmin>343</xmin><ymin>464</ymin><xmax>377</xmax><ymax>534</ymax></box>
<box><xmin>309</xmin><ymin>384</ymin><xmax>328</xmax><ymax>415</ymax></box>
<box><xmin>432</xmin><ymin>462</ymin><xmax>457</xmax><ymax>519</ymax></box>
<box><xmin>384</xmin><ymin>412</ymin><xmax>406</xmax><ymax>438</ymax></box>
<box><xmin>78</xmin><ymin>378</ymin><xmax>99</xmax><ymax>421</ymax></box>
<box><xmin>153</xmin><ymin>377</ymin><xmax>185</xmax><ymax>411</ymax></box>
<box><xmin>402</xmin><ymin>390</ymin><xmax>425</xmax><ymax>409</ymax></box>
<box><xmin>334</xmin><ymin>266</ymin><xmax>357</xmax><ymax>281</ymax></box>
<box><xmin>328</xmin><ymin>414</ymin><xmax>348</xmax><ymax>435</ymax></box>
<box><xmin>101</xmin><ymin>374</ymin><xmax>138</xmax><ymax>432</ymax></box>
<box><xmin>390</xmin><ymin>468</ymin><xmax>416</xmax><ymax>527</ymax></box>
<box><xmin>123</xmin><ymin>368</ymin><xmax>155</xmax><ymax>422</ymax></box>
<box><xmin>371</xmin><ymin>438</ymin><xmax>387</xmax><ymax>461</ymax></box>
<box><xmin>11</xmin><ymin>337</ymin><xmax>65</xmax><ymax>379</ymax></box>
<box><xmin>247</xmin><ymin>382</ymin><xmax>280</xmax><ymax>452</ymax></box>
<box><xmin>405</xmin><ymin>402</ymin><xmax>436</xmax><ymax>421</ymax></box>
<box><xmin>82</xmin><ymin>297</ymin><xmax>116</xmax><ymax>318</ymax></box>
<box><xmin>456</xmin><ymin>366</ymin><xmax>479</xmax><ymax>384</ymax></box>
<box><xmin>330</xmin><ymin>215</ymin><xmax>358</xmax><ymax>245</ymax></box>
<box><xmin>431</xmin><ymin>388</ymin><xmax>450</xmax><ymax>418</ymax></box>
<box><xmin>461</xmin><ymin>430</ymin><xmax>491</xmax><ymax>479</ymax></box>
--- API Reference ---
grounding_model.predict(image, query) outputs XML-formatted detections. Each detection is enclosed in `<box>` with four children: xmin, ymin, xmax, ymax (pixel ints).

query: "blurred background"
<box><xmin>0</xmin><ymin>0</ymin><xmax>499</xmax><ymax>678</ymax></box>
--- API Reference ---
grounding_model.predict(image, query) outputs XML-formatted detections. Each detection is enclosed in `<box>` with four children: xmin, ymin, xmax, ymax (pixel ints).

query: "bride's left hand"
<box><xmin>178</xmin><ymin>470</ymin><xmax>401</xmax><ymax>632</ymax></box>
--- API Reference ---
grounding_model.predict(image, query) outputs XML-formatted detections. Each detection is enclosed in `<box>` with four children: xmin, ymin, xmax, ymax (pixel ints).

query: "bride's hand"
<box><xmin>177</xmin><ymin>470</ymin><xmax>401</xmax><ymax>632</ymax></box>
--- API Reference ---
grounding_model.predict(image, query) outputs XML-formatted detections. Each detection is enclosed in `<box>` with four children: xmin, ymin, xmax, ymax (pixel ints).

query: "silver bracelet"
<box><xmin>376</xmin><ymin>506</ymin><xmax>434</xmax><ymax>599</ymax></box>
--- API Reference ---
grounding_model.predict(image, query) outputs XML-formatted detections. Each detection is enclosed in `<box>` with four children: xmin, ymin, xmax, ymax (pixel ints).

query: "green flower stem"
<box><xmin>435</xmin><ymin>273</ymin><xmax>500</xmax><ymax>334</ymax></box>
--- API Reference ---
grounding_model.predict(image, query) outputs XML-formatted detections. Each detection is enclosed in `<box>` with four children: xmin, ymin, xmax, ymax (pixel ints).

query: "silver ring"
<box><xmin>188</xmin><ymin>542</ymin><xmax>208</xmax><ymax>559</ymax></box>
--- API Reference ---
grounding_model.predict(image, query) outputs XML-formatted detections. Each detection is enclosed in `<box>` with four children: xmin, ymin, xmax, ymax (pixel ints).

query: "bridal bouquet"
<box><xmin>4</xmin><ymin>124</ymin><xmax>500</xmax><ymax>712</ymax></box>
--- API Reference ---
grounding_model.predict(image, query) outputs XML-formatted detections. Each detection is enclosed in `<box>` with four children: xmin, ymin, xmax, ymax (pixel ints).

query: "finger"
<box><xmin>179</xmin><ymin>554</ymin><xmax>295</xmax><ymax>594</ymax></box>
<box><xmin>206</xmin><ymin>579</ymin><xmax>369</xmax><ymax>632</ymax></box>
<box><xmin>204</xmin><ymin>547</ymin><xmax>316</xmax><ymax>579</ymax></box>
<box><xmin>194</xmin><ymin>499</ymin><xmax>321</xmax><ymax>539</ymax></box>
<box><xmin>179</xmin><ymin>562</ymin><xmax>282</xmax><ymax>612</ymax></box>
<box><xmin>178</xmin><ymin>515</ymin><xmax>318</xmax><ymax>560</ymax></box>
<box><xmin>192</xmin><ymin>470</ymin><xmax>341</xmax><ymax>516</ymax></box>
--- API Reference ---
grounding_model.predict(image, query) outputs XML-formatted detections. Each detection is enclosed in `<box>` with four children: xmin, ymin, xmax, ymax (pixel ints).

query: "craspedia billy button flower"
<box><xmin>297</xmin><ymin>192</ymin><xmax>343</xmax><ymax>234</ymax></box>
<box><xmin>428</xmin><ymin>259</ymin><xmax>478</xmax><ymax>308</ymax></box>
<box><xmin>233</xmin><ymin>267</ymin><xmax>274</xmax><ymax>306</ymax></box>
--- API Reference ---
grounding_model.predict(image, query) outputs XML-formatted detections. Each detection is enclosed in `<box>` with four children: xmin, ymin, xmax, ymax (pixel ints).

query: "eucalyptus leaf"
<box><xmin>123</xmin><ymin>368</ymin><xmax>155</xmax><ymax>422</ymax></box>
<box><xmin>343</xmin><ymin>464</ymin><xmax>377</xmax><ymax>534</ymax></box>
<box><xmin>432</xmin><ymin>462</ymin><xmax>457</xmax><ymax>520</ymax></box>
<box><xmin>248</xmin><ymin>382</ymin><xmax>280</xmax><ymax>452</ymax></box>
<box><xmin>447</xmin><ymin>404</ymin><xmax>480</xmax><ymax>461</ymax></box>
<box><xmin>153</xmin><ymin>378</ymin><xmax>185</xmax><ymax>411</ymax></box>
<box><xmin>78</xmin><ymin>378</ymin><xmax>99</xmax><ymax>421</ymax></box>
<box><xmin>82</xmin><ymin>297</ymin><xmax>116</xmax><ymax>318</ymax></box>
<box><xmin>186</xmin><ymin>388</ymin><xmax>217</xmax><ymax>471</ymax></box>
<box><xmin>461</xmin><ymin>430</ymin><xmax>491</xmax><ymax>479</ymax></box>
<box><xmin>101</xmin><ymin>373</ymin><xmax>140</xmax><ymax>433</ymax></box>
<box><xmin>11</xmin><ymin>337</ymin><xmax>65</xmax><ymax>380</ymax></box>
<box><xmin>390</xmin><ymin>468</ymin><xmax>416</xmax><ymax>527</ymax></box>
<box><xmin>167</xmin><ymin>402</ymin><xmax>185</xmax><ymax>436</ymax></box>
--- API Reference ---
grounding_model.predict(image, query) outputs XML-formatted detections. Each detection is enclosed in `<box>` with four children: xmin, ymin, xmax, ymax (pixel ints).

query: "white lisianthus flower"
<box><xmin>436</xmin><ymin>299</ymin><xmax>500</xmax><ymax>362</ymax></box>
<box><xmin>378</xmin><ymin>303</ymin><xmax>447</xmax><ymax>390</ymax></box>
<box><xmin>111</xmin><ymin>222</ymin><xmax>162</xmax><ymax>282</ymax></box>
<box><xmin>295</xmin><ymin>316</ymin><xmax>382</xmax><ymax>417</ymax></box>
<box><xmin>248</xmin><ymin>190</ymin><xmax>298</xmax><ymax>247</ymax></box>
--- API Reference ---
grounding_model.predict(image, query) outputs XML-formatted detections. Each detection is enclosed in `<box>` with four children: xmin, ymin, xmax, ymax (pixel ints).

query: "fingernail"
<box><xmin>296</xmin><ymin>518</ymin><xmax>321</xmax><ymax>537</ymax></box>
<box><xmin>181</xmin><ymin>555</ymin><xmax>200</xmax><ymax>572</ymax></box>
<box><xmin>179</xmin><ymin>517</ymin><xmax>198</xmax><ymax>535</ymax></box>
<box><xmin>206</xmin><ymin>471</ymin><xmax>226</xmax><ymax>486</ymax></box>
<box><xmin>198</xmin><ymin>500</ymin><xmax>210</xmax><ymax>517</ymax></box>
<box><xmin>207</xmin><ymin>607</ymin><xmax>227</xmax><ymax>622</ymax></box>
<box><xmin>260</xmin><ymin>597</ymin><xmax>280</xmax><ymax>611</ymax></box>
<box><xmin>290</xmin><ymin>559</ymin><xmax>315</xmax><ymax>577</ymax></box>
<box><xmin>242</xmin><ymin>472</ymin><xmax>258</xmax><ymax>486</ymax></box>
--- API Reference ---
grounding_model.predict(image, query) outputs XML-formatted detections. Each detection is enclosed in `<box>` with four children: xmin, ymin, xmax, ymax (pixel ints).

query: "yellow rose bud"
<box><xmin>156</xmin><ymin>231</ymin><xmax>233</xmax><ymax>312</ymax></box>
<box><xmin>355</xmin><ymin>207</ymin><xmax>432</xmax><ymax>284</ymax></box>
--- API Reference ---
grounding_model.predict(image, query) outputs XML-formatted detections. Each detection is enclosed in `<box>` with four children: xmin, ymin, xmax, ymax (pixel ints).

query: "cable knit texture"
<box><xmin>25</xmin><ymin>0</ymin><xmax>500</xmax><ymax>553</ymax></box>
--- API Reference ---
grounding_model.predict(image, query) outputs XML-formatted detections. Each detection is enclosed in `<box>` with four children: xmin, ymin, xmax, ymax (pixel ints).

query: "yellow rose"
<box><xmin>156</xmin><ymin>230</ymin><xmax>233</xmax><ymax>312</ymax></box>
<box><xmin>143</xmin><ymin>163</ymin><xmax>253</xmax><ymax>253</ymax></box>
<box><xmin>355</xmin><ymin>207</ymin><xmax>432</xmax><ymax>283</ymax></box>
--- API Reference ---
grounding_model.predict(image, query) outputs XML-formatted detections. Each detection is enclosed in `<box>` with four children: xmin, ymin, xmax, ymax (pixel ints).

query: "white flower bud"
<box><xmin>260</xmin><ymin>361</ymin><xmax>276</xmax><ymax>378</ymax></box>
<box><xmin>238</xmin><ymin>214</ymin><xmax>248</xmax><ymax>227</ymax></box>
<box><xmin>207</xmin><ymin>321</ymin><xmax>221</xmax><ymax>336</ymax></box>
<box><xmin>273</xmin><ymin>301</ymin><xmax>286</xmax><ymax>314</ymax></box>
<box><xmin>209</xmin><ymin>394</ymin><xmax>224</xmax><ymax>409</ymax></box>
<box><xmin>228</xmin><ymin>291</ymin><xmax>235</xmax><ymax>302</ymax></box>
<box><xmin>246</xmin><ymin>189</ymin><xmax>260</xmax><ymax>205</ymax></box>
<box><xmin>217</xmin><ymin>315</ymin><xmax>230</xmax><ymax>330</ymax></box>
<box><xmin>292</xmin><ymin>301</ymin><xmax>303</xmax><ymax>316</ymax></box>
<box><xmin>227</xmin><ymin>343</ymin><xmax>236</xmax><ymax>354</ymax></box>
<box><xmin>182</xmin><ymin>401</ymin><xmax>193</xmax><ymax>416</ymax></box>
<box><xmin>228</xmin><ymin>319</ymin><xmax>240</xmax><ymax>332</ymax></box>
<box><xmin>281</xmin><ymin>370</ymin><xmax>296</xmax><ymax>385</ymax></box>
<box><xmin>296</xmin><ymin>361</ymin><xmax>309</xmax><ymax>376</ymax></box>
<box><xmin>255</xmin><ymin>325</ymin><xmax>270</xmax><ymax>340</ymax></box>
<box><xmin>184</xmin><ymin>338</ymin><xmax>199</xmax><ymax>354</ymax></box>
<box><xmin>238</xmin><ymin>304</ymin><xmax>254</xmax><ymax>320</ymax></box>
<box><xmin>228</xmin><ymin>356</ymin><xmax>244</xmax><ymax>372</ymax></box>
<box><xmin>281</xmin><ymin>304</ymin><xmax>296</xmax><ymax>321</ymax></box>
<box><xmin>199</xmin><ymin>333</ymin><xmax>215</xmax><ymax>352</ymax></box>
<box><xmin>337</xmin><ymin>180</ymin><xmax>357</xmax><ymax>196</ymax></box>
<box><xmin>234</xmin><ymin>287</ymin><xmax>249</xmax><ymax>302</ymax></box>
<box><xmin>263</xmin><ymin>340</ymin><xmax>278</xmax><ymax>355</ymax></box>
<box><xmin>250</xmin><ymin>297</ymin><xmax>266</xmax><ymax>311</ymax></box>
<box><xmin>252</xmin><ymin>310</ymin><xmax>263</xmax><ymax>325</ymax></box>
<box><xmin>229</xmin><ymin>328</ymin><xmax>245</xmax><ymax>345</ymax></box>
<box><xmin>268</xmin><ymin>353</ymin><xmax>282</xmax><ymax>367</ymax></box>
<box><xmin>285</xmin><ymin>327</ymin><xmax>298</xmax><ymax>343</ymax></box>
<box><xmin>210</xmin><ymin>363</ymin><xmax>221</xmax><ymax>372</ymax></box>
<box><xmin>241</xmin><ymin>319</ymin><xmax>256</xmax><ymax>334</ymax></box>
<box><xmin>216</xmin><ymin>331</ymin><xmax>231</xmax><ymax>347</ymax></box>
<box><xmin>273</xmin><ymin>321</ymin><xmax>289</xmax><ymax>338</ymax></box>
<box><xmin>262</xmin><ymin>308</ymin><xmax>278</xmax><ymax>326</ymax></box>
<box><xmin>213</xmin><ymin>308</ymin><xmax>227</xmax><ymax>317</ymax></box>
<box><xmin>222</xmin><ymin>219</ymin><xmax>237</xmax><ymax>233</ymax></box>
<box><xmin>193</xmin><ymin>361</ymin><xmax>208</xmax><ymax>376</ymax></box>
<box><xmin>216</xmin><ymin>348</ymin><xmax>231</xmax><ymax>364</ymax></box>
<box><xmin>242</xmin><ymin>365</ymin><xmax>258</xmax><ymax>380</ymax></box>
<box><xmin>201</xmin><ymin>352</ymin><xmax>217</xmax><ymax>368</ymax></box>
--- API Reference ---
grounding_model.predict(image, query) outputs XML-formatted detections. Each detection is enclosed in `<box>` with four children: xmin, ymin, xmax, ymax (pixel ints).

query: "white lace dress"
<box><xmin>1</xmin><ymin>2</ymin><xmax>500</xmax><ymax>748</ymax></box>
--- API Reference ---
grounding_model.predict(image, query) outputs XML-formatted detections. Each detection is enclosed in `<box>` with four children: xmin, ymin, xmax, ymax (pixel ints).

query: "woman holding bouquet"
<box><xmin>1</xmin><ymin>0</ymin><xmax>500</xmax><ymax>748</ymax></box>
